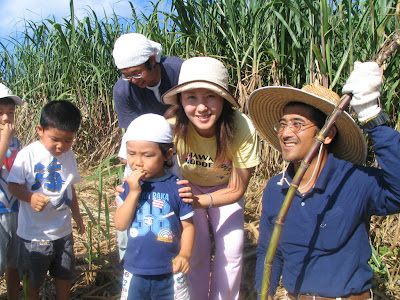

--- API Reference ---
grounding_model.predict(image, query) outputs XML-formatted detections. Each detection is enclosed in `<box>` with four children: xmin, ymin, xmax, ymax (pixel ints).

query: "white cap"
<box><xmin>0</xmin><ymin>83</ymin><xmax>23</xmax><ymax>105</ymax></box>
<box><xmin>112</xmin><ymin>33</ymin><xmax>163</xmax><ymax>69</ymax></box>
<box><xmin>123</xmin><ymin>113</ymin><xmax>173</xmax><ymax>144</ymax></box>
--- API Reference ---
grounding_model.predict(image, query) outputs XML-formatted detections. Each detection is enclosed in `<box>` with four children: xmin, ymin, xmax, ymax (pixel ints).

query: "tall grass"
<box><xmin>1</xmin><ymin>0</ymin><xmax>399</xmax><ymax>297</ymax></box>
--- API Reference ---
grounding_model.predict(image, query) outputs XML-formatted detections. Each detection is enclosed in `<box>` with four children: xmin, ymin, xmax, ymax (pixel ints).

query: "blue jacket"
<box><xmin>255</xmin><ymin>125</ymin><xmax>400</xmax><ymax>297</ymax></box>
<box><xmin>113</xmin><ymin>56</ymin><xmax>183</xmax><ymax>129</ymax></box>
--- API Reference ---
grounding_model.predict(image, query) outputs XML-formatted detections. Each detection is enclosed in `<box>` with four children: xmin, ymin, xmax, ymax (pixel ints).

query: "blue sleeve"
<box><xmin>113</xmin><ymin>79</ymin><xmax>141</xmax><ymax>129</ymax></box>
<box><xmin>178</xmin><ymin>199</ymin><xmax>194</xmax><ymax>220</ymax></box>
<box><xmin>366</xmin><ymin>125</ymin><xmax>400</xmax><ymax>215</ymax></box>
<box><xmin>116</xmin><ymin>181</ymin><xmax>130</xmax><ymax>205</ymax></box>
<box><xmin>255</xmin><ymin>185</ymin><xmax>283</xmax><ymax>297</ymax></box>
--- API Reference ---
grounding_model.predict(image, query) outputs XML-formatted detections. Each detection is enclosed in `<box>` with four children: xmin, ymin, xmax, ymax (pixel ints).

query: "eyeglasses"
<box><xmin>273</xmin><ymin>122</ymin><xmax>315</xmax><ymax>133</ymax></box>
<box><xmin>121</xmin><ymin>72</ymin><xmax>143</xmax><ymax>81</ymax></box>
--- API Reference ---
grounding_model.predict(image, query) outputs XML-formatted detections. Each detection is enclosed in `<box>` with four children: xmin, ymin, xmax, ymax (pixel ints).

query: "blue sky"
<box><xmin>0</xmin><ymin>0</ymin><xmax>160</xmax><ymax>41</ymax></box>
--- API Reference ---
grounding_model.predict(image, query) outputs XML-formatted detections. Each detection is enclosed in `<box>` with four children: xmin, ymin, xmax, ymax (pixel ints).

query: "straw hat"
<box><xmin>162</xmin><ymin>57</ymin><xmax>239</xmax><ymax>107</ymax></box>
<box><xmin>0</xmin><ymin>83</ymin><xmax>23</xmax><ymax>106</ymax></box>
<box><xmin>247</xmin><ymin>84</ymin><xmax>367</xmax><ymax>165</ymax></box>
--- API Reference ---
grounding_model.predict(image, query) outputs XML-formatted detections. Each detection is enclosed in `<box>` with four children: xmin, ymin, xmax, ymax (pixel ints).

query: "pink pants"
<box><xmin>187</xmin><ymin>184</ymin><xmax>244</xmax><ymax>300</ymax></box>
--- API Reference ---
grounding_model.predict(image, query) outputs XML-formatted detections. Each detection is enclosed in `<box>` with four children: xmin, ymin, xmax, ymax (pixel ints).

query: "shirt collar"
<box><xmin>284</xmin><ymin>153</ymin><xmax>338</xmax><ymax>192</ymax></box>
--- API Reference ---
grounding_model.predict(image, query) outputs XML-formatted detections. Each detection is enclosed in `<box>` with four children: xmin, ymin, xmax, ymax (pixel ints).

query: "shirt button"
<box><xmin>301</xmin><ymin>202</ymin><xmax>305</xmax><ymax>207</ymax></box>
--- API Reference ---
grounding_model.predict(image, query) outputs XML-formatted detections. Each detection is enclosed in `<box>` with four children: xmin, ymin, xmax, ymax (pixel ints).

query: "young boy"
<box><xmin>7</xmin><ymin>100</ymin><xmax>85</xmax><ymax>300</ymax></box>
<box><xmin>114</xmin><ymin>113</ymin><xmax>195</xmax><ymax>299</ymax></box>
<box><xmin>0</xmin><ymin>83</ymin><xmax>23</xmax><ymax>299</ymax></box>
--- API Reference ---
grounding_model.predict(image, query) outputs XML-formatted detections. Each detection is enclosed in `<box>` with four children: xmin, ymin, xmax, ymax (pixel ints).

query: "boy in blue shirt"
<box><xmin>114</xmin><ymin>113</ymin><xmax>195</xmax><ymax>299</ymax></box>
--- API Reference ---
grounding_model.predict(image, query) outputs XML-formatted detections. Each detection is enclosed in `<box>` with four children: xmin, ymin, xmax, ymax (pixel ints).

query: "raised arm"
<box><xmin>0</xmin><ymin>123</ymin><xmax>15</xmax><ymax>167</ymax></box>
<box><xmin>114</xmin><ymin>169</ymin><xmax>144</xmax><ymax>231</ymax></box>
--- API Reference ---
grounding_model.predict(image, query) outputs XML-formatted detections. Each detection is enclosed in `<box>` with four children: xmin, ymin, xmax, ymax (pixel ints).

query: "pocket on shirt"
<box><xmin>313</xmin><ymin>207</ymin><xmax>349</xmax><ymax>251</ymax></box>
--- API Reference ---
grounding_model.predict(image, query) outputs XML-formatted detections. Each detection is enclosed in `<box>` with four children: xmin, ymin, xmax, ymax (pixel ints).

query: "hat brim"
<box><xmin>162</xmin><ymin>80</ymin><xmax>239</xmax><ymax>107</ymax></box>
<box><xmin>247</xmin><ymin>86</ymin><xmax>366</xmax><ymax>165</ymax></box>
<box><xmin>1</xmin><ymin>95</ymin><xmax>23</xmax><ymax>106</ymax></box>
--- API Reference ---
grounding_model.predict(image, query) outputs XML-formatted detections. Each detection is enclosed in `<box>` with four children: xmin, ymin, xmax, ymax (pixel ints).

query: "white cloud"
<box><xmin>0</xmin><ymin>0</ymin><xmax>150</xmax><ymax>39</ymax></box>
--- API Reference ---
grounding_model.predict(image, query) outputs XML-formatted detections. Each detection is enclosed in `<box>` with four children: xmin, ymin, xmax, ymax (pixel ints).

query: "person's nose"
<box><xmin>134</xmin><ymin>155</ymin><xmax>143</xmax><ymax>167</ymax></box>
<box><xmin>280</xmin><ymin>125</ymin><xmax>295</xmax><ymax>138</ymax></box>
<box><xmin>1</xmin><ymin>113</ymin><xmax>9</xmax><ymax>123</ymax></box>
<box><xmin>196</xmin><ymin>101</ymin><xmax>208</xmax><ymax>112</ymax></box>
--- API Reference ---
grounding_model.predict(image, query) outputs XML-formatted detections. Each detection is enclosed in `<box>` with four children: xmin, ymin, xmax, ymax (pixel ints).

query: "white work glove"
<box><xmin>342</xmin><ymin>61</ymin><xmax>382</xmax><ymax>123</ymax></box>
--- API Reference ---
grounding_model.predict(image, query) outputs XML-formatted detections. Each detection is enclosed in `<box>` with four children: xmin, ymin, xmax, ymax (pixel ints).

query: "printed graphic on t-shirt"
<box><xmin>180</xmin><ymin>151</ymin><xmax>232</xmax><ymax>180</ymax></box>
<box><xmin>31</xmin><ymin>157</ymin><xmax>71</xmax><ymax>208</ymax></box>
<box><xmin>130</xmin><ymin>191</ymin><xmax>175</xmax><ymax>243</ymax></box>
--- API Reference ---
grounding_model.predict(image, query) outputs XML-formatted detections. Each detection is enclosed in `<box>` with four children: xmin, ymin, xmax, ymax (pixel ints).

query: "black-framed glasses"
<box><xmin>273</xmin><ymin>122</ymin><xmax>315</xmax><ymax>133</ymax></box>
<box><xmin>121</xmin><ymin>72</ymin><xmax>143</xmax><ymax>81</ymax></box>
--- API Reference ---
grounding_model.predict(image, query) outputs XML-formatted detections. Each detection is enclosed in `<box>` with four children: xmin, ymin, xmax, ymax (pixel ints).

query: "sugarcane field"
<box><xmin>1</xmin><ymin>0</ymin><xmax>400</xmax><ymax>299</ymax></box>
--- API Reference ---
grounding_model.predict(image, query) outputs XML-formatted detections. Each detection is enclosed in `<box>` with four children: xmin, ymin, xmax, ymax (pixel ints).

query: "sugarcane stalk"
<box><xmin>259</xmin><ymin>32</ymin><xmax>400</xmax><ymax>300</ymax></box>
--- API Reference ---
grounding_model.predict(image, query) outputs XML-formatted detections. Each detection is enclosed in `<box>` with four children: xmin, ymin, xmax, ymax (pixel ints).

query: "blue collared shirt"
<box><xmin>255</xmin><ymin>125</ymin><xmax>400</xmax><ymax>297</ymax></box>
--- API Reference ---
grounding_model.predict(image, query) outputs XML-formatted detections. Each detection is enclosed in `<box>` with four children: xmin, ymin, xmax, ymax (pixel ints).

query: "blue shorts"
<box><xmin>19</xmin><ymin>233</ymin><xmax>75</xmax><ymax>288</ymax></box>
<box><xmin>121</xmin><ymin>270</ymin><xmax>190</xmax><ymax>300</ymax></box>
<box><xmin>121</xmin><ymin>270</ymin><xmax>174</xmax><ymax>300</ymax></box>
<box><xmin>0</xmin><ymin>211</ymin><xmax>19</xmax><ymax>275</ymax></box>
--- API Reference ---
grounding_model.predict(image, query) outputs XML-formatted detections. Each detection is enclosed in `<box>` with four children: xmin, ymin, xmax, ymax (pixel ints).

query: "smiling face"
<box><xmin>278</xmin><ymin>105</ymin><xmax>318</xmax><ymax>166</ymax></box>
<box><xmin>181</xmin><ymin>88</ymin><xmax>224</xmax><ymax>138</ymax></box>
<box><xmin>37</xmin><ymin>126</ymin><xmax>76</xmax><ymax>157</ymax></box>
<box><xmin>120</xmin><ymin>56</ymin><xmax>160</xmax><ymax>88</ymax></box>
<box><xmin>126</xmin><ymin>140</ymin><xmax>173</xmax><ymax>180</ymax></box>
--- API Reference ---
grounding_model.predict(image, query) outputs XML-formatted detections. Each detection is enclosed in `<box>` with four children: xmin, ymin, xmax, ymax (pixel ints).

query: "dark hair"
<box><xmin>40</xmin><ymin>100</ymin><xmax>81</xmax><ymax>132</ymax></box>
<box><xmin>165</xmin><ymin>95</ymin><xmax>235</xmax><ymax>168</ymax></box>
<box><xmin>285</xmin><ymin>101</ymin><xmax>337</xmax><ymax>148</ymax></box>
<box><xmin>144</xmin><ymin>58</ymin><xmax>152</xmax><ymax>70</ymax></box>
<box><xmin>0</xmin><ymin>97</ymin><xmax>16</xmax><ymax>106</ymax></box>
<box><xmin>158</xmin><ymin>143</ymin><xmax>174</xmax><ymax>168</ymax></box>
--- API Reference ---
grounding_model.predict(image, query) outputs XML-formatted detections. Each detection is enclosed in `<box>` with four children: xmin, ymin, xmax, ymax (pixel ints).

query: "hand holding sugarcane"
<box><xmin>342</xmin><ymin>61</ymin><xmax>383</xmax><ymax>122</ymax></box>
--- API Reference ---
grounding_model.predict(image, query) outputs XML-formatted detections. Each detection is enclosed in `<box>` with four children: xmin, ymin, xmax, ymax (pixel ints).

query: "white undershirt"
<box><xmin>146</xmin><ymin>80</ymin><xmax>161</xmax><ymax>103</ymax></box>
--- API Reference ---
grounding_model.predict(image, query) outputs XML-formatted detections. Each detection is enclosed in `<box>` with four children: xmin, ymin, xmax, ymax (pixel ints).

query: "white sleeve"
<box><xmin>7</xmin><ymin>149</ymin><xmax>28</xmax><ymax>185</ymax></box>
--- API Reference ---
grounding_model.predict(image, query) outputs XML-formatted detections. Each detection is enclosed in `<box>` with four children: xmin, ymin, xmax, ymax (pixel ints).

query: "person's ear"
<box><xmin>36</xmin><ymin>125</ymin><xmax>44</xmax><ymax>138</ymax></box>
<box><xmin>165</xmin><ymin>148</ymin><xmax>174</xmax><ymax>160</ymax></box>
<box><xmin>149</xmin><ymin>55</ymin><xmax>157</xmax><ymax>68</ymax></box>
<box><xmin>324</xmin><ymin>125</ymin><xmax>337</xmax><ymax>145</ymax></box>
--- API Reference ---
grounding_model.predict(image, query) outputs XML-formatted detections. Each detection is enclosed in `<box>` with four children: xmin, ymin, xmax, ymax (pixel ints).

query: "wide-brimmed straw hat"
<box><xmin>247</xmin><ymin>83</ymin><xmax>367</xmax><ymax>165</ymax></box>
<box><xmin>162</xmin><ymin>57</ymin><xmax>239</xmax><ymax>107</ymax></box>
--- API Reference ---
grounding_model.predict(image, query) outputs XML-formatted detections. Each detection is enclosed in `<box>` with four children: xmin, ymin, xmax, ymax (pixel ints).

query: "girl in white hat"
<box><xmin>163</xmin><ymin>57</ymin><xmax>260</xmax><ymax>300</ymax></box>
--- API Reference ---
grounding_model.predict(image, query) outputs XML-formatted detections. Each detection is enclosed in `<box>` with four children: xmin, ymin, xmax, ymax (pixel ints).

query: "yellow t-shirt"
<box><xmin>173</xmin><ymin>110</ymin><xmax>260</xmax><ymax>187</ymax></box>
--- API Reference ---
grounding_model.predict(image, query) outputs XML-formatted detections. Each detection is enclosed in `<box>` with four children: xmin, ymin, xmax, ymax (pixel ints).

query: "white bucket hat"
<box><xmin>247</xmin><ymin>83</ymin><xmax>367</xmax><ymax>165</ymax></box>
<box><xmin>162</xmin><ymin>57</ymin><xmax>239</xmax><ymax>107</ymax></box>
<box><xmin>0</xmin><ymin>83</ymin><xmax>23</xmax><ymax>106</ymax></box>
<box><xmin>112</xmin><ymin>33</ymin><xmax>163</xmax><ymax>69</ymax></box>
<box><xmin>123</xmin><ymin>113</ymin><xmax>173</xmax><ymax>144</ymax></box>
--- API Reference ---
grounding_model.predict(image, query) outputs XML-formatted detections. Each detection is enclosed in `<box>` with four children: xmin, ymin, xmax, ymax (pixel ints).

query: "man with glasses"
<box><xmin>112</xmin><ymin>33</ymin><xmax>183</xmax><ymax>129</ymax></box>
<box><xmin>248</xmin><ymin>62</ymin><xmax>400</xmax><ymax>300</ymax></box>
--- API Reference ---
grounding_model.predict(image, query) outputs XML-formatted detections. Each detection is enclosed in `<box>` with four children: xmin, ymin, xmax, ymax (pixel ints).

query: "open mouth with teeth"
<box><xmin>196</xmin><ymin>114</ymin><xmax>211</xmax><ymax>121</ymax></box>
